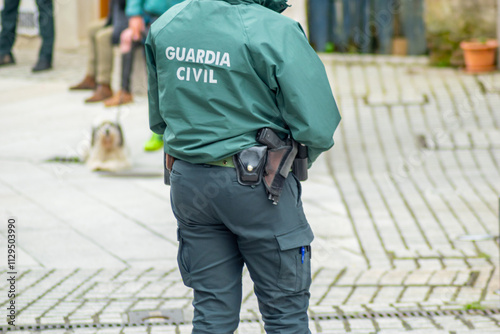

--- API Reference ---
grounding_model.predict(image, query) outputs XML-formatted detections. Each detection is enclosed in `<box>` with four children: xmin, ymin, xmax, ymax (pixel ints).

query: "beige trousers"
<box><xmin>86</xmin><ymin>20</ymin><xmax>114</xmax><ymax>85</ymax></box>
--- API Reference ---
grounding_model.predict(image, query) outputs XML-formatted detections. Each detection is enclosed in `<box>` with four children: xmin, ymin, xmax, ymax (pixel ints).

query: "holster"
<box><xmin>164</xmin><ymin>153</ymin><xmax>175</xmax><ymax>186</ymax></box>
<box><xmin>233</xmin><ymin>146</ymin><xmax>267</xmax><ymax>186</ymax></box>
<box><xmin>263</xmin><ymin>139</ymin><xmax>298</xmax><ymax>205</ymax></box>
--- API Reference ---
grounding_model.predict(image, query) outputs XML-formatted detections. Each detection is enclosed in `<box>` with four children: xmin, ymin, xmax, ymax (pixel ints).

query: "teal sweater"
<box><xmin>126</xmin><ymin>0</ymin><xmax>182</xmax><ymax>16</ymax></box>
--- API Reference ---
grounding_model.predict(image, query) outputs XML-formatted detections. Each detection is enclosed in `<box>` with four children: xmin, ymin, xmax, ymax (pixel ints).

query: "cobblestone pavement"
<box><xmin>0</xmin><ymin>41</ymin><xmax>499</xmax><ymax>333</ymax></box>
<box><xmin>0</xmin><ymin>266</ymin><xmax>498</xmax><ymax>333</ymax></box>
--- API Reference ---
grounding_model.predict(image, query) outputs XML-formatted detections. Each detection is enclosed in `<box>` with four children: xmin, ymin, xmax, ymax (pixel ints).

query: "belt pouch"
<box><xmin>233</xmin><ymin>146</ymin><xmax>267</xmax><ymax>186</ymax></box>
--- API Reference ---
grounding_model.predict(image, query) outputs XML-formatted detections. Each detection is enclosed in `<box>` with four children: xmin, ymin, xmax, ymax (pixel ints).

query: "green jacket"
<box><xmin>146</xmin><ymin>0</ymin><xmax>341</xmax><ymax>165</ymax></box>
<box><xmin>126</xmin><ymin>0</ymin><xmax>180</xmax><ymax>16</ymax></box>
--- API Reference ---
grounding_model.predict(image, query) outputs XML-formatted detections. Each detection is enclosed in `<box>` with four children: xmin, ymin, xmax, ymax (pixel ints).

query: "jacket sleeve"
<box><xmin>125</xmin><ymin>0</ymin><xmax>145</xmax><ymax>16</ymax></box>
<box><xmin>145</xmin><ymin>32</ymin><xmax>166</xmax><ymax>135</ymax></box>
<box><xmin>249</xmin><ymin>20</ymin><xmax>341</xmax><ymax>165</ymax></box>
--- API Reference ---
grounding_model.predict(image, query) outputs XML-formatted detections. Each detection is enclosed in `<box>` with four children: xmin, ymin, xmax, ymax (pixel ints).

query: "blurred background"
<box><xmin>0</xmin><ymin>0</ymin><xmax>497</xmax><ymax>65</ymax></box>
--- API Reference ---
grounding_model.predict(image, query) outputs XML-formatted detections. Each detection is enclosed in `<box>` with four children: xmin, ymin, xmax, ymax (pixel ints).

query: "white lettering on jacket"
<box><xmin>166</xmin><ymin>46</ymin><xmax>231</xmax><ymax>67</ymax></box>
<box><xmin>166</xmin><ymin>46</ymin><xmax>229</xmax><ymax>85</ymax></box>
<box><xmin>176</xmin><ymin>67</ymin><xmax>217</xmax><ymax>84</ymax></box>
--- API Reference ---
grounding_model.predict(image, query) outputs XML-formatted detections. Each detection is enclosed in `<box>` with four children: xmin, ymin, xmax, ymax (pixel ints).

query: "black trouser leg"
<box><xmin>35</xmin><ymin>0</ymin><xmax>54</xmax><ymax>62</ymax></box>
<box><xmin>0</xmin><ymin>0</ymin><xmax>21</xmax><ymax>55</ymax></box>
<box><xmin>121</xmin><ymin>41</ymin><xmax>143</xmax><ymax>92</ymax></box>
<box><xmin>121</xmin><ymin>52</ymin><xmax>132</xmax><ymax>92</ymax></box>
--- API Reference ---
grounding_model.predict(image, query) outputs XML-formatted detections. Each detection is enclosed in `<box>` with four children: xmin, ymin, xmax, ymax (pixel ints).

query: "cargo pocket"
<box><xmin>275</xmin><ymin>224</ymin><xmax>314</xmax><ymax>293</ymax></box>
<box><xmin>176</xmin><ymin>228</ymin><xmax>192</xmax><ymax>287</ymax></box>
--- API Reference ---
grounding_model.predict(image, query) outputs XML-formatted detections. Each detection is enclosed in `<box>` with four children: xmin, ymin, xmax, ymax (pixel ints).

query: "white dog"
<box><xmin>86</xmin><ymin>121</ymin><xmax>131</xmax><ymax>172</ymax></box>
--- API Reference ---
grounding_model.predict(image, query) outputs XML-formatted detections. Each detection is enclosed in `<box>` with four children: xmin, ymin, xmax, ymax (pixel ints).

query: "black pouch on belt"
<box><xmin>233</xmin><ymin>146</ymin><xmax>267</xmax><ymax>186</ymax></box>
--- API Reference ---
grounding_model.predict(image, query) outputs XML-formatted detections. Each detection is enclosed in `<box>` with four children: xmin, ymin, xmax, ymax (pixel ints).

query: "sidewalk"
<box><xmin>0</xmin><ymin>42</ymin><xmax>499</xmax><ymax>333</ymax></box>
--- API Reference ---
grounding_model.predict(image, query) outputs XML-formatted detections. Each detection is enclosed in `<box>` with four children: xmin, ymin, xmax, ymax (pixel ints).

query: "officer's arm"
<box><xmin>145</xmin><ymin>32</ymin><xmax>166</xmax><ymax>135</ymax></box>
<box><xmin>249</xmin><ymin>21</ymin><xmax>341</xmax><ymax>165</ymax></box>
<box><xmin>275</xmin><ymin>23</ymin><xmax>341</xmax><ymax>165</ymax></box>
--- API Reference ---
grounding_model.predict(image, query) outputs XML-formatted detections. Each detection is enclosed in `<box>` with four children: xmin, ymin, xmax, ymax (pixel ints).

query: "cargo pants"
<box><xmin>170</xmin><ymin>160</ymin><xmax>313</xmax><ymax>334</ymax></box>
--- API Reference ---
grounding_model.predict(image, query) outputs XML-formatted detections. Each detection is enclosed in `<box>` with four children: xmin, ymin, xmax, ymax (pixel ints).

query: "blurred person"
<box><xmin>146</xmin><ymin>0</ymin><xmax>341</xmax><ymax>332</ymax></box>
<box><xmin>0</xmin><ymin>0</ymin><xmax>54</xmax><ymax>72</ymax></box>
<box><xmin>103</xmin><ymin>28</ymin><xmax>140</xmax><ymax>107</ymax></box>
<box><xmin>69</xmin><ymin>0</ymin><xmax>128</xmax><ymax>103</ymax></box>
<box><xmin>125</xmin><ymin>0</ymin><xmax>183</xmax><ymax>151</ymax></box>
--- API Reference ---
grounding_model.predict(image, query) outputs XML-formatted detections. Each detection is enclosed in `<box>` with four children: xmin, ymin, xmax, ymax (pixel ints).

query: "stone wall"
<box><xmin>425</xmin><ymin>0</ymin><xmax>497</xmax><ymax>66</ymax></box>
<box><xmin>426</xmin><ymin>0</ymin><xmax>496</xmax><ymax>38</ymax></box>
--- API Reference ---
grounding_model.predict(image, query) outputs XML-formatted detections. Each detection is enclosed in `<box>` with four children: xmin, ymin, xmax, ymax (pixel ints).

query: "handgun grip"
<box><xmin>256</xmin><ymin>128</ymin><xmax>286</xmax><ymax>149</ymax></box>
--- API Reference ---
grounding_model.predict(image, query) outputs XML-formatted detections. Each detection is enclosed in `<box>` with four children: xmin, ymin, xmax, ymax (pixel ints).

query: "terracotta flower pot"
<box><xmin>460</xmin><ymin>39</ymin><xmax>498</xmax><ymax>73</ymax></box>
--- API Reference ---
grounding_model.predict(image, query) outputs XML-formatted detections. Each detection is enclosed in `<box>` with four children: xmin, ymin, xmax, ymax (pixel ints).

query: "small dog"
<box><xmin>86</xmin><ymin>121</ymin><xmax>131</xmax><ymax>172</ymax></box>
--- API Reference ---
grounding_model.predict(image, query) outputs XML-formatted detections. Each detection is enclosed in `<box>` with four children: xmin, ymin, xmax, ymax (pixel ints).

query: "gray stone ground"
<box><xmin>0</xmin><ymin>38</ymin><xmax>499</xmax><ymax>333</ymax></box>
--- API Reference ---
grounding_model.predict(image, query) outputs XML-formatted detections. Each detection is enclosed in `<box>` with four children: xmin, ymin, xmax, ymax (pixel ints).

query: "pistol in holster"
<box><xmin>256</xmin><ymin>128</ymin><xmax>308</xmax><ymax>205</ymax></box>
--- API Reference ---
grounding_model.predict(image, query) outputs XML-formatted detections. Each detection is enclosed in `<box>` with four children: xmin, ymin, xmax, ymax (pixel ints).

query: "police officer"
<box><xmin>146</xmin><ymin>0</ymin><xmax>341</xmax><ymax>332</ymax></box>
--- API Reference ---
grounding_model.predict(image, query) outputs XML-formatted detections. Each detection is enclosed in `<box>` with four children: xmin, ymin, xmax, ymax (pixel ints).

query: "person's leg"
<box><xmin>103</xmin><ymin>41</ymin><xmax>140</xmax><ymax>107</ymax></box>
<box><xmin>34</xmin><ymin>0</ymin><xmax>54</xmax><ymax>64</ymax></box>
<box><xmin>121</xmin><ymin>41</ymin><xmax>143</xmax><ymax>93</ymax></box>
<box><xmin>94</xmin><ymin>26</ymin><xmax>114</xmax><ymax>86</ymax></box>
<box><xmin>0</xmin><ymin>0</ymin><xmax>20</xmax><ymax>64</ymax></box>
<box><xmin>216</xmin><ymin>172</ymin><xmax>313</xmax><ymax>333</ymax></box>
<box><xmin>169</xmin><ymin>161</ymin><xmax>244</xmax><ymax>333</ymax></box>
<box><xmin>86</xmin><ymin>21</ymin><xmax>107</xmax><ymax>77</ymax></box>
<box><xmin>85</xmin><ymin>26</ymin><xmax>113</xmax><ymax>102</ymax></box>
<box><xmin>69</xmin><ymin>21</ymin><xmax>105</xmax><ymax>90</ymax></box>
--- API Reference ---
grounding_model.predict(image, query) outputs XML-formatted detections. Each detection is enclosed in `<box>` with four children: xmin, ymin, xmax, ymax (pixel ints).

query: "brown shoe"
<box><xmin>70</xmin><ymin>75</ymin><xmax>96</xmax><ymax>90</ymax></box>
<box><xmin>104</xmin><ymin>90</ymin><xmax>134</xmax><ymax>107</ymax></box>
<box><xmin>85</xmin><ymin>84</ymin><xmax>113</xmax><ymax>103</ymax></box>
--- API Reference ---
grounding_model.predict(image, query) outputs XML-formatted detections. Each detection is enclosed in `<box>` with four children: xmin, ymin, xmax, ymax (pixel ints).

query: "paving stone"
<box><xmin>443</xmin><ymin>258</ymin><xmax>469</xmax><ymax>269</ymax></box>
<box><xmin>426</xmin><ymin>287</ymin><xmax>458</xmax><ymax>304</ymax></box>
<box><xmin>315</xmin><ymin>319</ymin><xmax>345</xmax><ymax>331</ymax></box>
<box><xmin>403</xmin><ymin>316</ymin><xmax>439</xmax><ymax>330</ymax></box>
<box><xmin>455</xmin><ymin>287</ymin><xmax>484</xmax><ymax>303</ymax></box>
<box><xmin>355</xmin><ymin>269</ymin><xmax>388</xmax><ymax>285</ymax></box>
<box><xmin>1</xmin><ymin>43</ymin><xmax>499</xmax><ymax>332</ymax></box>
<box><xmin>380</xmin><ymin>270</ymin><xmax>411</xmax><ymax>285</ymax></box>
<box><xmin>433</xmin><ymin>315</ymin><xmax>471</xmax><ymax>330</ymax></box>
<box><xmin>347</xmin><ymin>318</ymin><xmax>376</xmax><ymax>330</ymax></box>
<box><xmin>417</xmin><ymin>259</ymin><xmax>445</xmax><ymax>270</ymax></box>
<box><xmin>399</xmin><ymin>287</ymin><xmax>430</xmax><ymax>303</ymax></box>
<box><xmin>372</xmin><ymin>287</ymin><xmax>405</xmax><ymax>305</ymax></box>
<box><xmin>393</xmin><ymin>259</ymin><xmax>418</xmax><ymax>270</ymax></box>
<box><xmin>375</xmin><ymin>317</ymin><xmax>407</xmax><ymax>330</ymax></box>
<box><xmin>428</xmin><ymin>270</ymin><xmax>459</xmax><ymax>286</ymax></box>
<box><xmin>309</xmin><ymin>305</ymin><xmax>336</xmax><ymax>315</ymax></box>
<box><xmin>345</xmin><ymin>287</ymin><xmax>378</xmax><ymax>305</ymax></box>
<box><xmin>150</xmin><ymin>326</ymin><xmax>178</xmax><ymax>334</ymax></box>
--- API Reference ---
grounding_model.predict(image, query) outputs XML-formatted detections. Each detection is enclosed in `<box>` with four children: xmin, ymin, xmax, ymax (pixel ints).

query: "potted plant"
<box><xmin>460</xmin><ymin>38</ymin><xmax>499</xmax><ymax>73</ymax></box>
